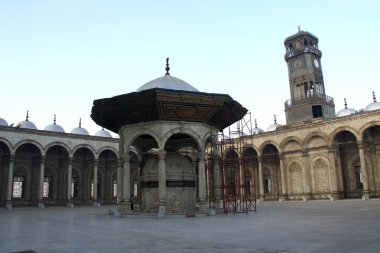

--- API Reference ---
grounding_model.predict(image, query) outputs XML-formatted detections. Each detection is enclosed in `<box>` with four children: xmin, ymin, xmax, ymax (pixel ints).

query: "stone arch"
<box><xmin>259</xmin><ymin>141</ymin><xmax>281</xmax><ymax>156</ymax></box>
<box><xmin>242</xmin><ymin>146</ymin><xmax>258</xmax><ymax>197</ymax></box>
<box><xmin>44</xmin><ymin>142</ymin><xmax>70</xmax><ymax>157</ymax></box>
<box><xmin>45</xmin><ymin>144</ymin><xmax>70</xmax><ymax>206</ymax></box>
<box><xmin>0</xmin><ymin>137</ymin><xmax>13</xmax><ymax>154</ymax></box>
<box><xmin>72</xmin><ymin>144</ymin><xmax>96</xmax><ymax>158</ymax></box>
<box><xmin>14</xmin><ymin>139</ymin><xmax>44</xmax><ymax>156</ymax></box>
<box><xmin>98</xmin><ymin>148</ymin><xmax>119</xmax><ymax>203</ymax></box>
<box><xmin>280</xmin><ymin>137</ymin><xmax>303</xmax><ymax>153</ymax></box>
<box><xmin>97</xmin><ymin>146</ymin><xmax>119</xmax><ymax>160</ymax></box>
<box><xmin>162</xmin><ymin>127</ymin><xmax>202</xmax><ymax>152</ymax></box>
<box><xmin>304</xmin><ymin>132</ymin><xmax>329</xmax><ymax>149</ymax></box>
<box><xmin>261</xmin><ymin>143</ymin><xmax>280</xmax><ymax>199</ymax></box>
<box><xmin>330</xmin><ymin>127</ymin><xmax>359</xmax><ymax>145</ymax></box>
<box><xmin>286</xmin><ymin>159</ymin><xmax>304</xmax><ymax>195</ymax></box>
<box><xmin>333</xmin><ymin>129</ymin><xmax>361</xmax><ymax>199</ymax></box>
<box><xmin>359</xmin><ymin>121</ymin><xmax>380</xmax><ymax>140</ymax></box>
<box><xmin>310</xmin><ymin>156</ymin><xmax>330</xmax><ymax>194</ymax></box>
<box><xmin>123</xmin><ymin>129</ymin><xmax>162</xmax><ymax>153</ymax></box>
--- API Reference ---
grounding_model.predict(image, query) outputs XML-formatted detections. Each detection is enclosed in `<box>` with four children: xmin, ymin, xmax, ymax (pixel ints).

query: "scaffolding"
<box><xmin>214</xmin><ymin>111</ymin><xmax>257</xmax><ymax>214</ymax></box>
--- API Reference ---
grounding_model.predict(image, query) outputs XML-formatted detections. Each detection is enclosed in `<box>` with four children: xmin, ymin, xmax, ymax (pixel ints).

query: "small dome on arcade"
<box><xmin>70</xmin><ymin>118</ymin><xmax>89</xmax><ymax>135</ymax></box>
<box><xmin>365</xmin><ymin>91</ymin><xmax>380</xmax><ymax>112</ymax></box>
<box><xmin>16</xmin><ymin>111</ymin><xmax>37</xmax><ymax>130</ymax></box>
<box><xmin>336</xmin><ymin>98</ymin><xmax>357</xmax><ymax>117</ymax></box>
<box><xmin>0</xmin><ymin>117</ymin><xmax>8</xmax><ymax>126</ymax></box>
<box><xmin>94</xmin><ymin>128</ymin><xmax>112</xmax><ymax>138</ymax></box>
<box><xmin>44</xmin><ymin>115</ymin><xmax>65</xmax><ymax>133</ymax></box>
<box><xmin>136</xmin><ymin>58</ymin><xmax>199</xmax><ymax>92</ymax></box>
<box><xmin>252</xmin><ymin>119</ymin><xmax>264</xmax><ymax>135</ymax></box>
<box><xmin>267</xmin><ymin>115</ymin><xmax>281</xmax><ymax>132</ymax></box>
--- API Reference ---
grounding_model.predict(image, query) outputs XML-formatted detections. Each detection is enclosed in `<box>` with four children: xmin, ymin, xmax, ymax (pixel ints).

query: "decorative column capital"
<box><xmin>40</xmin><ymin>156</ymin><xmax>46</xmax><ymax>163</ymax></box>
<box><xmin>257</xmin><ymin>156</ymin><xmax>263</xmax><ymax>163</ymax></box>
<box><xmin>197</xmin><ymin>152</ymin><xmax>206</xmax><ymax>161</ymax></box>
<box><xmin>9</xmin><ymin>154</ymin><xmax>15</xmax><ymax>163</ymax></box>
<box><xmin>357</xmin><ymin>141</ymin><xmax>365</xmax><ymax>150</ymax></box>
<box><xmin>122</xmin><ymin>153</ymin><xmax>130</xmax><ymax>162</ymax></box>
<box><xmin>94</xmin><ymin>159</ymin><xmax>98</xmax><ymax>166</ymax></box>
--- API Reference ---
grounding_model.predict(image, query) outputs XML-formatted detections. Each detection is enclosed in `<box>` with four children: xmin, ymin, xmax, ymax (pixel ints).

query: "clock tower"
<box><xmin>284</xmin><ymin>29</ymin><xmax>335</xmax><ymax>124</ymax></box>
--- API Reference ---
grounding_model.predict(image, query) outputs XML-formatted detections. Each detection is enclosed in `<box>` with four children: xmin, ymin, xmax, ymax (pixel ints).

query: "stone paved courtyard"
<box><xmin>1</xmin><ymin>200</ymin><xmax>380</xmax><ymax>253</ymax></box>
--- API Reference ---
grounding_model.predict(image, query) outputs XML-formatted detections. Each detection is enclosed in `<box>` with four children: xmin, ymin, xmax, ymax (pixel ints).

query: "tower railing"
<box><xmin>285</xmin><ymin>94</ymin><xmax>334</xmax><ymax>108</ymax></box>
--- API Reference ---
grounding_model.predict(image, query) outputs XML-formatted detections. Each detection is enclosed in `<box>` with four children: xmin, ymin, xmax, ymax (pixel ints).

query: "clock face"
<box><xmin>314</xmin><ymin>59</ymin><xmax>320</xmax><ymax>68</ymax></box>
<box><xmin>293</xmin><ymin>60</ymin><xmax>302</xmax><ymax>69</ymax></box>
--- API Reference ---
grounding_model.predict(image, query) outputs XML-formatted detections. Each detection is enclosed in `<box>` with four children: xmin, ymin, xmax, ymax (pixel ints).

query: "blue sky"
<box><xmin>1</xmin><ymin>1</ymin><xmax>379</xmax><ymax>137</ymax></box>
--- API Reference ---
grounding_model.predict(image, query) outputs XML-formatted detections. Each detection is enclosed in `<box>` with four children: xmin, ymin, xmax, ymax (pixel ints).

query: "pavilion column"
<box><xmin>93</xmin><ymin>159</ymin><xmax>99</xmax><ymax>206</ymax></box>
<box><xmin>117</xmin><ymin>158</ymin><xmax>123</xmax><ymax>203</ymax></box>
<box><xmin>38</xmin><ymin>156</ymin><xmax>46</xmax><ymax>208</ymax></box>
<box><xmin>358</xmin><ymin>142</ymin><xmax>370</xmax><ymax>200</ymax></box>
<box><xmin>328</xmin><ymin>146</ymin><xmax>339</xmax><ymax>200</ymax></box>
<box><xmin>67</xmin><ymin>157</ymin><xmax>74</xmax><ymax>207</ymax></box>
<box><xmin>158</xmin><ymin>149</ymin><xmax>166</xmax><ymax>218</ymax></box>
<box><xmin>258</xmin><ymin>156</ymin><xmax>264</xmax><ymax>201</ymax></box>
<box><xmin>197</xmin><ymin>152</ymin><xmax>208</xmax><ymax>213</ymax></box>
<box><xmin>6</xmin><ymin>155</ymin><xmax>15</xmax><ymax>209</ymax></box>
<box><xmin>212</xmin><ymin>153</ymin><xmax>223</xmax><ymax>212</ymax></box>
<box><xmin>279</xmin><ymin>154</ymin><xmax>287</xmax><ymax>202</ymax></box>
<box><xmin>122</xmin><ymin>154</ymin><xmax>131</xmax><ymax>202</ymax></box>
<box><xmin>302</xmin><ymin>151</ymin><xmax>312</xmax><ymax>201</ymax></box>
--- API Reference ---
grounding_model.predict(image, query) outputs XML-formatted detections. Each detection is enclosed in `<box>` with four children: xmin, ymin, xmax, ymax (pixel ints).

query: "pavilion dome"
<box><xmin>70</xmin><ymin>119</ymin><xmax>89</xmax><ymax>135</ymax></box>
<box><xmin>94</xmin><ymin>128</ymin><xmax>112</xmax><ymax>138</ymax></box>
<box><xmin>136</xmin><ymin>75</ymin><xmax>199</xmax><ymax>92</ymax></box>
<box><xmin>136</xmin><ymin>58</ymin><xmax>199</xmax><ymax>92</ymax></box>
<box><xmin>365</xmin><ymin>92</ymin><xmax>380</xmax><ymax>112</ymax></box>
<box><xmin>0</xmin><ymin>117</ymin><xmax>8</xmax><ymax>126</ymax></box>
<box><xmin>17</xmin><ymin>111</ymin><xmax>37</xmax><ymax>130</ymax></box>
<box><xmin>336</xmin><ymin>99</ymin><xmax>356</xmax><ymax>117</ymax></box>
<box><xmin>44</xmin><ymin>115</ymin><xmax>65</xmax><ymax>133</ymax></box>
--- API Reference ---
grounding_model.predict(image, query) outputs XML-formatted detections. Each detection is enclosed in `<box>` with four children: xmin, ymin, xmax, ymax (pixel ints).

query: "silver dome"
<box><xmin>267</xmin><ymin>123</ymin><xmax>281</xmax><ymax>132</ymax></box>
<box><xmin>365</xmin><ymin>92</ymin><xmax>380</xmax><ymax>111</ymax></box>
<box><xmin>45</xmin><ymin>124</ymin><xmax>65</xmax><ymax>133</ymax></box>
<box><xmin>94</xmin><ymin>128</ymin><xmax>112</xmax><ymax>138</ymax></box>
<box><xmin>136</xmin><ymin>75</ymin><xmax>199</xmax><ymax>92</ymax></box>
<box><xmin>0</xmin><ymin>117</ymin><xmax>8</xmax><ymax>126</ymax></box>
<box><xmin>17</xmin><ymin>111</ymin><xmax>37</xmax><ymax>130</ymax></box>
<box><xmin>336</xmin><ymin>107</ymin><xmax>357</xmax><ymax>117</ymax></box>
<box><xmin>71</xmin><ymin>127</ymin><xmax>89</xmax><ymax>135</ymax></box>
<box><xmin>252</xmin><ymin>127</ymin><xmax>264</xmax><ymax>134</ymax></box>
<box><xmin>70</xmin><ymin>118</ymin><xmax>89</xmax><ymax>135</ymax></box>
<box><xmin>267</xmin><ymin>115</ymin><xmax>281</xmax><ymax>132</ymax></box>
<box><xmin>44</xmin><ymin>115</ymin><xmax>65</xmax><ymax>133</ymax></box>
<box><xmin>336</xmin><ymin>98</ymin><xmax>356</xmax><ymax>117</ymax></box>
<box><xmin>365</xmin><ymin>102</ymin><xmax>380</xmax><ymax>111</ymax></box>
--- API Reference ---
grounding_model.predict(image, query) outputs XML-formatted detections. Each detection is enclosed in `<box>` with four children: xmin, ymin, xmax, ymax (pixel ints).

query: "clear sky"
<box><xmin>1</xmin><ymin>0</ymin><xmax>379</xmax><ymax>137</ymax></box>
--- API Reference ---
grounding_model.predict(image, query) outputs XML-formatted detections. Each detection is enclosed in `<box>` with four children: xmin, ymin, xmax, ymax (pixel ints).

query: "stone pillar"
<box><xmin>6</xmin><ymin>155</ymin><xmax>15</xmax><ymax>209</ymax></box>
<box><xmin>358</xmin><ymin>142</ymin><xmax>370</xmax><ymax>200</ymax></box>
<box><xmin>302</xmin><ymin>151</ymin><xmax>311</xmax><ymax>201</ymax></box>
<box><xmin>93</xmin><ymin>159</ymin><xmax>99</xmax><ymax>207</ymax></box>
<box><xmin>158</xmin><ymin>150</ymin><xmax>166</xmax><ymax>218</ymax></box>
<box><xmin>279</xmin><ymin>154</ymin><xmax>287</xmax><ymax>202</ymax></box>
<box><xmin>122</xmin><ymin>154</ymin><xmax>131</xmax><ymax>202</ymax></box>
<box><xmin>67</xmin><ymin>157</ymin><xmax>74</xmax><ymax>207</ymax></box>
<box><xmin>212</xmin><ymin>153</ymin><xmax>223</xmax><ymax>213</ymax></box>
<box><xmin>197</xmin><ymin>152</ymin><xmax>208</xmax><ymax>213</ymax></box>
<box><xmin>38</xmin><ymin>156</ymin><xmax>46</xmax><ymax>208</ymax></box>
<box><xmin>258</xmin><ymin>156</ymin><xmax>264</xmax><ymax>201</ymax></box>
<box><xmin>328</xmin><ymin>146</ymin><xmax>339</xmax><ymax>200</ymax></box>
<box><xmin>117</xmin><ymin>158</ymin><xmax>123</xmax><ymax>203</ymax></box>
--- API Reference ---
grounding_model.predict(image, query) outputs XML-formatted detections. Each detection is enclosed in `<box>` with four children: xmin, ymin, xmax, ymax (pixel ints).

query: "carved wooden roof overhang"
<box><xmin>91</xmin><ymin>88</ymin><xmax>247</xmax><ymax>133</ymax></box>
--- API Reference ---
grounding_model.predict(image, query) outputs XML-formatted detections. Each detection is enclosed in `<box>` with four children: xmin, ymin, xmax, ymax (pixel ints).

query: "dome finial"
<box><xmin>255</xmin><ymin>119</ymin><xmax>258</xmax><ymax>128</ymax></box>
<box><xmin>26</xmin><ymin>110</ymin><xmax>29</xmax><ymax>121</ymax></box>
<box><xmin>344</xmin><ymin>98</ymin><xmax>348</xmax><ymax>109</ymax></box>
<box><xmin>372</xmin><ymin>91</ymin><xmax>377</xmax><ymax>102</ymax></box>
<box><xmin>274</xmin><ymin>114</ymin><xmax>277</xmax><ymax>124</ymax></box>
<box><xmin>53</xmin><ymin>114</ymin><xmax>56</xmax><ymax>125</ymax></box>
<box><xmin>165</xmin><ymin>57</ymin><xmax>170</xmax><ymax>76</ymax></box>
<box><xmin>298</xmin><ymin>25</ymin><xmax>301</xmax><ymax>32</ymax></box>
<box><xmin>79</xmin><ymin>118</ymin><xmax>82</xmax><ymax>128</ymax></box>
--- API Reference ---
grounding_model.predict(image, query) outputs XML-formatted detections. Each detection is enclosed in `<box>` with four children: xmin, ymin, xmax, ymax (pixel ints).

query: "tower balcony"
<box><xmin>285</xmin><ymin>93</ymin><xmax>334</xmax><ymax>109</ymax></box>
